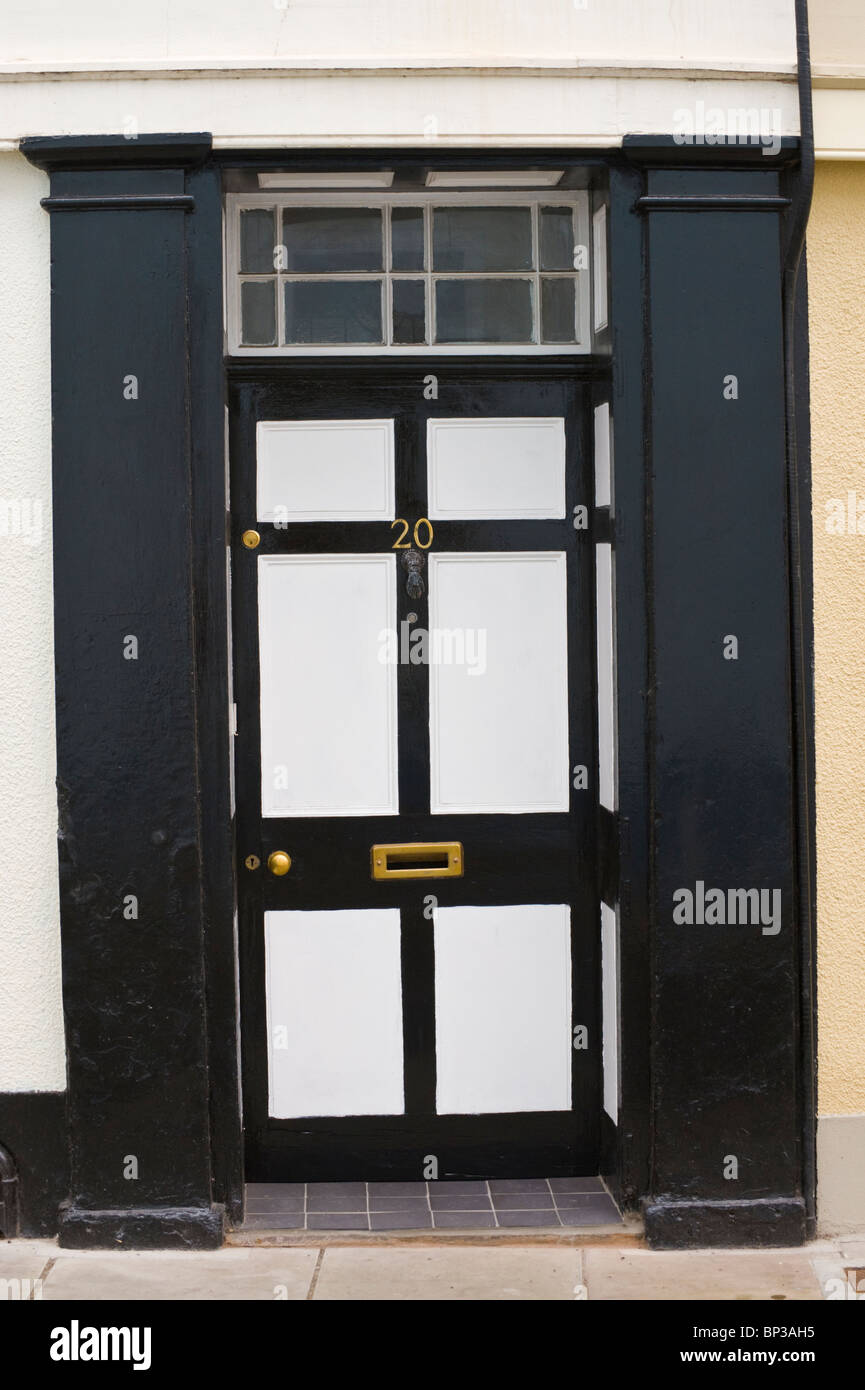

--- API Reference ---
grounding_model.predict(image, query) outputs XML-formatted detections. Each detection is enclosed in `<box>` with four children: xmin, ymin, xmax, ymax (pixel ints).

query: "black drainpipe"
<box><xmin>784</xmin><ymin>0</ymin><xmax>817</xmax><ymax>1236</ymax></box>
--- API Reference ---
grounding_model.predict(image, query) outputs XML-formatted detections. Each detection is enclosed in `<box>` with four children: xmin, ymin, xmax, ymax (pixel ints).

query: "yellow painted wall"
<box><xmin>808</xmin><ymin>161</ymin><xmax>865</xmax><ymax>1113</ymax></box>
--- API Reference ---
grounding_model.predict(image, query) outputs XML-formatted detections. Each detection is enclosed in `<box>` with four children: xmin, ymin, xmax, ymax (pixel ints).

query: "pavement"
<box><xmin>2</xmin><ymin>1234</ymin><xmax>864</xmax><ymax>1300</ymax></box>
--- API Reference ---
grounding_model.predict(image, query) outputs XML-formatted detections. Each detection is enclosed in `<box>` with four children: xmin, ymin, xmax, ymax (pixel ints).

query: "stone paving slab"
<box><xmin>2</xmin><ymin>1235</ymin><xmax>861</xmax><ymax>1301</ymax></box>
<box><xmin>40</xmin><ymin>1248</ymin><xmax>318</xmax><ymax>1301</ymax></box>
<box><xmin>311</xmin><ymin>1246</ymin><xmax>583</xmax><ymax>1300</ymax></box>
<box><xmin>584</xmin><ymin>1248</ymin><xmax>824</xmax><ymax>1301</ymax></box>
<box><xmin>0</xmin><ymin>1240</ymin><xmax>53</xmax><ymax>1293</ymax></box>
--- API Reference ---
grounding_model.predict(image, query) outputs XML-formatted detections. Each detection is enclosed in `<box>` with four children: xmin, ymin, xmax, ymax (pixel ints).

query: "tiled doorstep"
<box><xmin>242</xmin><ymin>1177</ymin><xmax>623</xmax><ymax>1233</ymax></box>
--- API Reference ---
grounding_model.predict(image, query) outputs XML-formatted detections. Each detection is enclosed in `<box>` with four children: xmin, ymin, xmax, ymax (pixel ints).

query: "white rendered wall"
<box><xmin>0</xmin><ymin>152</ymin><xmax>66</xmax><ymax>1093</ymax></box>
<box><xmin>0</xmin><ymin>74</ymin><xmax>801</xmax><ymax>149</ymax></box>
<box><xmin>0</xmin><ymin>1</ymin><xmax>798</xmax><ymax>70</ymax></box>
<box><xmin>0</xmin><ymin>1</ymin><xmax>800</xmax><ymax>148</ymax></box>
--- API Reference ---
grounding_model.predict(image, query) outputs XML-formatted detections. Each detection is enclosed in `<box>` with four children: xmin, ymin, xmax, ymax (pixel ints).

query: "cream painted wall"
<box><xmin>811</xmin><ymin>0</ymin><xmax>865</xmax><ymax>159</ymax></box>
<box><xmin>0</xmin><ymin>152</ymin><xmax>65</xmax><ymax>1092</ymax></box>
<box><xmin>0</xmin><ymin>72</ymin><xmax>801</xmax><ymax>149</ymax></box>
<box><xmin>810</xmin><ymin>0</ymin><xmax>865</xmax><ymax>70</ymax></box>
<box><xmin>0</xmin><ymin>0</ymin><xmax>797</xmax><ymax>70</ymax></box>
<box><xmin>0</xmin><ymin>0</ymin><xmax>800</xmax><ymax>149</ymax></box>
<box><xmin>808</xmin><ymin>161</ymin><xmax>865</xmax><ymax>1116</ymax></box>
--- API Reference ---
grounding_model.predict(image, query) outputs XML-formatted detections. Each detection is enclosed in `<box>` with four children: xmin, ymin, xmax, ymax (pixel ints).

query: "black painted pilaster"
<box><xmin>636</xmin><ymin>161</ymin><xmax>806</xmax><ymax>1246</ymax></box>
<box><xmin>23</xmin><ymin>134</ymin><xmax>226</xmax><ymax>1248</ymax></box>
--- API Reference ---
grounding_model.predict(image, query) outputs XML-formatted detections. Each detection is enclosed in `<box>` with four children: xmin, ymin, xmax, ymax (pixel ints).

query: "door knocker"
<box><xmin>401</xmin><ymin>547</ymin><xmax>425</xmax><ymax>599</ymax></box>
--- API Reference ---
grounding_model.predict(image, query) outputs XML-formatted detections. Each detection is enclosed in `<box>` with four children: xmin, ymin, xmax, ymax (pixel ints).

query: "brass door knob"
<box><xmin>267</xmin><ymin>851</ymin><xmax>292</xmax><ymax>877</ymax></box>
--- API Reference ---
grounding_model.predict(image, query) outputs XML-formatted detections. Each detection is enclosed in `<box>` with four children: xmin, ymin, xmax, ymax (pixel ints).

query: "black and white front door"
<box><xmin>231</xmin><ymin>367</ymin><xmax>599</xmax><ymax>1180</ymax></box>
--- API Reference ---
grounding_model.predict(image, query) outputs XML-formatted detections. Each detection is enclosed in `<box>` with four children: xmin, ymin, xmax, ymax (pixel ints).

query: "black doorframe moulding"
<box><xmin>18</xmin><ymin>132</ymin><xmax>815</xmax><ymax>1250</ymax></box>
<box><xmin>228</xmin><ymin>362</ymin><xmax>603</xmax><ymax>1182</ymax></box>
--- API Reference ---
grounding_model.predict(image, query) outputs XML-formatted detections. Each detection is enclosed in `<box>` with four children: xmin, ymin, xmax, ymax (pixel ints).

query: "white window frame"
<box><xmin>225</xmin><ymin>191</ymin><xmax>593</xmax><ymax>356</ymax></box>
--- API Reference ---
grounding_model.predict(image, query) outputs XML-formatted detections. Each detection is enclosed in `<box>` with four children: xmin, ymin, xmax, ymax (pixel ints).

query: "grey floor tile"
<box><xmin>368</xmin><ymin>1195</ymin><xmax>431</xmax><ymax>1213</ymax></box>
<box><xmin>245</xmin><ymin>1182</ymin><xmax>305</xmax><ymax>1198</ymax></box>
<box><xmin>548</xmin><ymin>1177</ymin><xmax>604</xmax><ymax>1195</ymax></box>
<box><xmin>432</xmin><ymin>1211</ymin><xmax>497</xmax><ymax>1229</ymax></box>
<box><xmin>491</xmin><ymin>1194</ymin><xmax>555</xmax><ymax>1211</ymax></box>
<box><xmin>306</xmin><ymin>1182</ymin><xmax>366</xmax><ymax>1199</ymax></box>
<box><xmin>488</xmin><ymin>1179</ymin><xmax>550</xmax><ymax>1195</ymax></box>
<box><xmin>556</xmin><ymin>1197</ymin><xmax>622</xmax><ymax>1226</ymax></box>
<box><xmin>429</xmin><ymin>1194</ymin><xmax>493</xmax><ymax>1212</ymax></box>
<box><xmin>307</xmin><ymin>1194</ymin><xmax>367</xmax><ymax>1213</ymax></box>
<box><xmin>245</xmin><ymin>1194</ymin><xmax>305</xmax><ymax>1213</ymax></box>
<box><xmin>242</xmin><ymin>1212</ymin><xmax>305</xmax><ymax>1230</ymax></box>
<box><xmin>367</xmin><ymin>1181</ymin><xmax>428</xmax><ymax>1197</ymax></box>
<box><xmin>370</xmin><ymin>1212</ymin><xmax>433</xmax><ymax>1231</ymax></box>
<box><xmin>433</xmin><ymin>1180</ymin><xmax>490</xmax><ymax>1195</ymax></box>
<box><xmin>495</xmin><ymin>1210</ymin><xmax>561</xmax><ymax>1228</ymax></box>
<box><xmin>306</xmin><ymin>1213</ymin><xmax>370</xmax><ymax>1231</ymax></box>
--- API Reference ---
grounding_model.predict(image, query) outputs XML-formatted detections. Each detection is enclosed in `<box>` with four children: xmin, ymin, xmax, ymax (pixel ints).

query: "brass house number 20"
<box><xmin>391</xmin><ymin>518</ymin><xmax>434</xmax><ymax>549</ymax></box>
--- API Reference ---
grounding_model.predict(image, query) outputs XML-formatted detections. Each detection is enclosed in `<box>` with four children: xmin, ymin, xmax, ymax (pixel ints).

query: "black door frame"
<box><xmin>228</xmin><ymin>362</ymin><xmax>607</xmax><ymax>1180</ymax></box>
<box><xmin>21</xmin><ymin>135</ymin><xmax>815</xmax><ymax>1249</ymax></box>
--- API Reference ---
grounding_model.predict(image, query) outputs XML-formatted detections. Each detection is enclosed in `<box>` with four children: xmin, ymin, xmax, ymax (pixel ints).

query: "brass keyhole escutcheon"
<box><xmin>242</xmin><ymin>529</ymin><xmax>261</xmax><ymax>550</ymax></box>
<box><xmin>244</xmin><ymin>854</ymin><xmax>260</xmax><ymax>871</ymax></box>
<box><xmin>267</xmin><ymin>851</ymin><xmax>292</xmax><ymax>877</ymax></box>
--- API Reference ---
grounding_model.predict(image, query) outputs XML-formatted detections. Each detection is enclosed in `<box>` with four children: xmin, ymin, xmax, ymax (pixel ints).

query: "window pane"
<box><xmin>435</xmin><ymin>279</ymin><xmax>533</xmax><ymax>343</ymax></box>
<box><xmin>281</xmin><ymin>208</ymin><xmax>383</xmax><ymax>272</ymax></box>
<box><xmin>392</xmin><ymin>280</ymin><xmax>426</xmax><ymax>343</ymax></box>
<box><xmin>240</xmin><ymin>208</ymin><xmax>276</xmax><ymax>273</ymax></box>
<box><xmin>541</xmin><ymin>277</ymin><xmax>576</xmax><ymax>343</ymax></box>
<box><xmin>391</xmin><ymin>208</ymin><xmax>425</xmax><ymax>270</ymax></box>
<box><xmin>540</xmin><ymin>207</ymin><xmax>574</xmax><ymax>271</ymax></box>
<box><xmin>241</xmin><ymin>280</ymin><xmax>277</xmax><ymax>345</ymax></box>
<box><xmin>284</xmin><ymin>280</ymin><xmax>382</xmax><ymax>344</ymax></box>
<box><xmin>433</xmin><ymin>207</ymin><xmax>533</xmax><ymax>271</ymax></box>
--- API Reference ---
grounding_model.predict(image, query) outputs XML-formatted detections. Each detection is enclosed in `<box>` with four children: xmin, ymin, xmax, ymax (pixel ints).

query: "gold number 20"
<box><xmin>391</xmin><ymin>517</ymin><xmax>434</xmax><ymax>550</ymax></box>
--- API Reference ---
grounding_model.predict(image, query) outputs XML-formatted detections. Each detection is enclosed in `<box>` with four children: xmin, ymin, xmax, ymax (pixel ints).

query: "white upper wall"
<box><xmin>0</xmin><ymin>1</ymin><xmax>801</xmax><ymax>149</ymax></box>
<box><xmin>0</xmin><ymin>1</ymin><xmax>801</xmax><ymax>147</ymax></box>
<box><xmin>0</xmin><ymin>1</ymin><xmax>798</xmax><ymax>72</ymax></box>
<box><xmin>0</xmin><ymin>152</ymin><xmax>65</xmax><ymax>1093</ymax></box>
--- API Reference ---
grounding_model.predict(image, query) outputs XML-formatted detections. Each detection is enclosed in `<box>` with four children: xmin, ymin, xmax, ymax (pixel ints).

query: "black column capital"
<box><xmin>21</xmin><ymin>132</ymin><xmax>212</xmax><ymax>172</ymax></box>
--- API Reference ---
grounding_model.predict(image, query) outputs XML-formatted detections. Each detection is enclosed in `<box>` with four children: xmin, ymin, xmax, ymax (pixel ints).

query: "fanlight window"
<box><xmin>227</xmin><ymin>194</ymin><xmax>593</xmax><ymax>354</ymax></box>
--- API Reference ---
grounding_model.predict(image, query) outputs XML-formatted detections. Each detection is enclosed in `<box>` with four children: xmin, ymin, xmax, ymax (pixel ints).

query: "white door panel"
<box><xmin>258</xmin><ymin>553</ymin><xmax>398</xmax><ymax>816</ymax></box>
<box><xmin>427</xmin><ymin>417</ymin><xmax>566</xmax><ymax>519</ymax></box>
<box><xmin>434</xmin><ymin>903</ymin><xmax>572</xmax><ymax>1114</ymax></box>
<box><xmin>257</xmin><ymin>419</ymin><xmax>395</xmax><ymax>521</ymax></box>
<box><xmin>428</xmin><ymin>551</ymin><xmax>570</xmax><ymax>814</ymax></box>
<box><xmin>266</xmin><ymin>908</ymin><xmax>404</xmax><ymax>1118</ymax></box>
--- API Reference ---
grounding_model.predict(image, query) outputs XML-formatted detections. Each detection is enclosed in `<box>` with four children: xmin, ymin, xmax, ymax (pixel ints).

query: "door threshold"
<box><xmin>237</xmin><ymin>1176</ymin><xmax>631</xmax><ymax>1242</ymax></box>
<box><xmin>227</xmin><ymin>1223</ymin><xmax>644</xmax><ymax>1249</ymax></box>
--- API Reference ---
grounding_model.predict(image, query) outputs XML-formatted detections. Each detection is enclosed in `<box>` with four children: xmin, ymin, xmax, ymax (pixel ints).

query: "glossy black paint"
<box><xmin>229</xmin><ymin>364</ymin><xmax>602</xmax><ymax>1180</ymax></box>
<box><xmin>600</xmin><ymin>163</ymin><xmax>652</xmax><ymax>1210</ymax></box>
<box><xmin>186</xmin><ymin>161</ymin><xmax>244</xmax><ymax>1229</ymax></box>
<box><xmin>15</xmin><ymin>134</ymin><xmax>815</xmax><ymax>1247</ymax></box>
<box><xmin>24</xmin><ymin>136</ymin><xmax>225</xmax><ymax>1248</ymax></box>
<box><xmin>0</xmin><ymin>1093</ymin><xmax>68</xmax><ymax>1237</ymax></box>
<box><xmin>638</xmin><ymin>163</ymin><xmax>806</xmax><ymax>1246</ymax></box>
